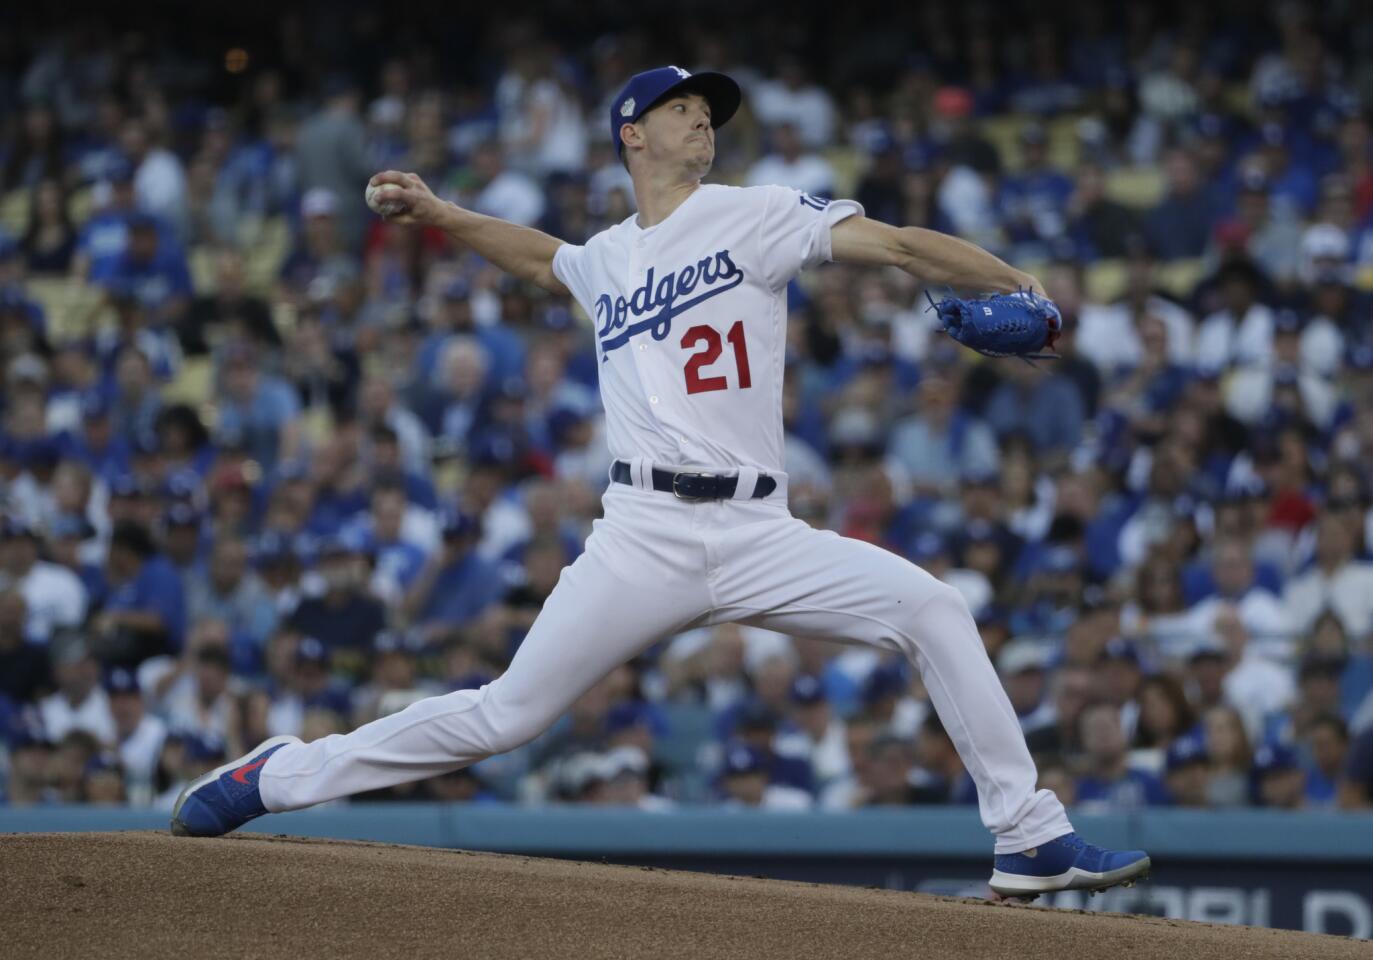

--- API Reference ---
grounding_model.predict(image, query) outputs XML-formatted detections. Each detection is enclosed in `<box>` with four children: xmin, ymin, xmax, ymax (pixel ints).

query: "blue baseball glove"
<box><xmin>927</xmin><ymin>289</ymin><xmax>1063</xmax><ymax>361</ymax></box>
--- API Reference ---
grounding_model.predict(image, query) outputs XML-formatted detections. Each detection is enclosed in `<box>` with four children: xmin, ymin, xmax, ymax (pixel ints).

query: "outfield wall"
<box><xmin>3</xmin><ymin>806</ymin><xmax>1370</xmax><ymax>938</ymax></box>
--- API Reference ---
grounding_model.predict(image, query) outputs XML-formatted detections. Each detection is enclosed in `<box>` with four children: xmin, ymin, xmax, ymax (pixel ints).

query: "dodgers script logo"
<box><xmin>595</xmin><ymin>250</ymin><xmax>744</xmax><ymax>354</ymax></box>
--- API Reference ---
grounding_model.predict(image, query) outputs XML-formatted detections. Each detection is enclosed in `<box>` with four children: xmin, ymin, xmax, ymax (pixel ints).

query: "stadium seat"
<box><xmin>161</xmin><ymin>355</ymin><xmax>214</xmax><ymax>408</ymax></box>
<box><xmin>1104</xmin><ymin>167</ymin><xmax>1165</xmax><ymax>208</ymax></box>
<box><xmin>68</xmin><ymin>186</ymin><xmax>94</xmax><ymax>226</ymax></box>
<box><xmin>1085</xmin><ymin>260</ymin><xmax>1127</xmax><ymax>302</ymax></box>
<box><xmin>1</xmin><ymin>188</ymin><xmax>28</xmax><ymax>236</ymax></box>
<box><xmin>243</xmin><ymin>216</ymin><xmax>290</xmax><ymax>294</ymax></box>
<box><xmin>300</xmin><ymin>405</ymin><xmax>338</xmax><ymax>449</ymax></box>
<box><xmin>824</xmin><ymin>147</ymin><xmax>863</xmax><ymax>199</ymax></box>
<box><xmin>1355</xmin><ymin>263</ymin><xmax>1373</xmax><ymax>292</ymax></box>
<box><xmin>1156</xmin><ymin>259</ymin><xmax>1205</xmax><ymax>298</ymax></box>
<box><xmin>980</xmin><ymin>115</ymin><xmax>1023</xmax><ymax>172</ymax></box>
<box><xmin>25</xmin><ymin>276</ymin><xmax>110</xmax><ymax>342</ymax></box>
<box><xmin>1045</xmin><ymin>115</ymin><xmax>1081</xmax><ymax>171</ymax></box>
<box><xmin>189</xmin><ymin>245</ymin><xmax>219</xmax><ymax>295</ymax></box>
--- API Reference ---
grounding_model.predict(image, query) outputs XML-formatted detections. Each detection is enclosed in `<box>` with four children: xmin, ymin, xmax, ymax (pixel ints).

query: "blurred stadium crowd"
<box><xmin>3</xmin><ymin>2</ymin><xmax>1373</xmax><ymax>816</ymax></box>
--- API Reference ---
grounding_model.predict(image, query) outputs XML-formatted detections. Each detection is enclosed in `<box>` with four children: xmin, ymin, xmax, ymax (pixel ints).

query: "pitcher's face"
<box><xmin>629</xmin><ymin>93</ymin><xmax>714</xmax><ymax>177</ymax></box>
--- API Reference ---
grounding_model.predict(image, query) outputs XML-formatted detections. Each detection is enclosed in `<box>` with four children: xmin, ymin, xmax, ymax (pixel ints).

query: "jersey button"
<box><xmin>649</xmin><ymin>395</ymin><xmax>659</xmax><ymax>404</ymax></box>
<box><xmin>638</xmin><ymin>343</ymin><xmax>646</xmax><ymax>351</ymax></box>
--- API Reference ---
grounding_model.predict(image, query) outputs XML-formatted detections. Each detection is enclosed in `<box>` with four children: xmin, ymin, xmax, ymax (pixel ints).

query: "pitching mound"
<box><xmin>0</xmin><ymin>832</ymin><xmax>1362</xmax><ymax>959</ymax></box>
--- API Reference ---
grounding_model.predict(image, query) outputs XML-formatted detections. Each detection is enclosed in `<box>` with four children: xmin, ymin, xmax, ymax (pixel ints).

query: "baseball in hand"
<box><xmin>365</xmin><ymin>181</ymin><xmax>407</xmax><ymax>218</ymax></box>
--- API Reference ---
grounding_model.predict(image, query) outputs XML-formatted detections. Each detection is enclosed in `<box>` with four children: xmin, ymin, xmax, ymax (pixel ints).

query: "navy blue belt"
<box><xmin>611</xmin><ymin>461</ymin><xmax>777</xmax><ymax>501</ymax></box>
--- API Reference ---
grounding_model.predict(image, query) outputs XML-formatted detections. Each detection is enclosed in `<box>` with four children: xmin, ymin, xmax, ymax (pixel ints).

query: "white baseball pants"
<box><xmin>259</xmin><ymin>479</ymin><xmax>1072</xmax><ymax>853</ymax></box>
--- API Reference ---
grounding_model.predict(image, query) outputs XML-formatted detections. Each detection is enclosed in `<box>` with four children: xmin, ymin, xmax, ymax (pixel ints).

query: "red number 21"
<box><xmin>681</xmin><ymin>321</ymin><xmax>752</xmax><ymax>395</ymax></box>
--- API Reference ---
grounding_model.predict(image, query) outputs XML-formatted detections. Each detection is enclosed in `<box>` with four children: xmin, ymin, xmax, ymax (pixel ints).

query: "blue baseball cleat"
<box><xmin>989</xmin><ymin>832</ymin><xmax>1151</xmax><ymax>900</ymax></box>
<box><xmin>170</xmin><ymin>735</ymin><xmax>299</xmax><ymax>838</ymax></box>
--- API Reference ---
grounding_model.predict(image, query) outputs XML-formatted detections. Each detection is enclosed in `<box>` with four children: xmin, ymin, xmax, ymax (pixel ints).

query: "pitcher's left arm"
<box><xmin>830</xmin><ymin>216</ymin><xmax>1045</xmax><ymax>297</ymax></box>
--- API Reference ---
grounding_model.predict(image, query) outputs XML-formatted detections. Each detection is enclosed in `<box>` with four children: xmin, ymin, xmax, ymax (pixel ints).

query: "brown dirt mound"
<box><xmin>0</xmin><ymin>831</ymin><xmax>1363</xmax><ymax>959</ymax></box>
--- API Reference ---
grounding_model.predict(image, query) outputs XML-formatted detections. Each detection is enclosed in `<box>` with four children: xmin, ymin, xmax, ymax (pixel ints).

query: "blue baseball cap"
<box><xmin>605</xmin><ymin>700</ymin><xmax>666</xmax><ymax>736</ymax></box>
<box><xmin>372</xmin><ymin>629</ymin><xmax>427</xmax><ymax>657</ymax></box>
<box><xmin>251</xmin><ymin>530</ymin><xmax>294</xmax><ymax>565</ymax></box>
<box><xmin>318</xmin><ymin>527</ymin><xmax>370</xmax><ymax>558</ymax></box>
<box><xmin>1273</xmin><ymin>309</ymin><xmax>1302</xmax><ymax>335</ymax></box>
<box><xmin>180</xmin><ymin>730</ymin><xmax>228</xmax><ymax>763</ymax></box>
<box><xmin>440</xmin><ymin>507</ymin><xmax>481</xmax><ymax>540</ymax></box>
<box><xmin>1039</xmin><ymin>545</ymin><xmax>1081</xmax><ymax>575</ymax></box>
<box><xmin>610</xmin><ymin>66</ymin><xmax>741</xmax><ymax>158</ymax></box>
<box><xmin>84</xmin><ymin>751</ymin><xmax>123</xmax><ymax>776</ymax></box>
<box><xmin>862</xmin><ymin>660</ymin><xmax>908</xmax><ymax>704</ymax></box>
<box><xmin>295</xmin><ymin>635</ymin><xmax>330</xmax><ymax>665</ymax></box>
<box><xmin>907</xmin><ymin>531</ymin><xmax>948</xmax><ymax>563</ymax></box>
<box><xmin>1253</xmin><ymin>742</ymin><xmax>1299</xmax><ymax>775</ymax></box>
<box><xmin>1165</xmin><ymin>733</ymin><xmax>1209</xmax><ymax>771</ymax></box>
<box><xmin>104</xmin><ymin>667</ymin><xmax>141</xmax><ymax>697</ymax></box>
<box><xmin>105</xmin><ymin>154</ymin><xmax>135</xmax><ymax>184</ymax></box>
<box><xmin>1101</xmin><ymin>637</ymin><xmax>1141</xmax><ymax>665</ymax></box>
<box><xmin>109</xmin><ymin>473</ymin><xmax>150</xmax><ymax>499</ymax></box>
<box><xmin>790</xmin><ymin>673</ymin><xmax>826</xmax><ymax>706</ymax></box>
<box><xmin>721</xmin><ymin>741</ymin><xmax>766</xmax><ymax>777</ymax></box>
<box><xmin>80</xmin><ymin>390</ymin><xmax>113</xmax><ymax>420</ymax></box>
<box><xmin>163</xmin><ymin>502</ymin><xmax>200</xmax><ymax>529</ymax></box>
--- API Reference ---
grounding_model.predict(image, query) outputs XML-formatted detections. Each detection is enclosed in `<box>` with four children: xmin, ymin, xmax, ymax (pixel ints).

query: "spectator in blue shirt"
<box><xmin>1252</xmin><ymin>741</ymin><xmax>1306</xmax><ymax>808</ymax></box>
<box><xmin>887</xmin><ymin>374</ymin><xmax>1000</xmax><ymax>497</ymax></box>
<box><xmin>355</xmin><ymin>480</ymin><xmax>430</xmax><ymax>605</ymax></box>
<box><xmin>94</xmin><ymin>212</ymin><xmax>192</xmax><ymax>329</ymax></box>
<box><xmin>1256</xmin><ymin>123</ymin><xmax>1320</xmax><ymax>220</ymax></box>
<box><xmin>93</xmin><ymin>520</ymin><xmax>187</xmax><ymax>662</ymax></box>
<box><xmin>416</xmin><ymin>278</ymin><xmax>526</xmax><ymax>385</ymax></box>
<box><xmin>285</xmin><ymin>533</ymin><xmax>386</xmax><ymax>682</ymax></box>
<box><xmin>998</xmin><ymin>123</ymin><xmax>1074</xmax><ymax>259</ymax></box>
<box><xmin>405</xmin><ymin>509</ymin><xmax>502</xmax><ymax>642</ymax></box>
<box><xmin>58</xmin><ymin>391</ymin><xmax>130</xmax><ymax>483</ymax></box>
<box><xmin>96</xmin><ymin>289</ymin><xmax>181</xmax><ymax>383</ymax></box>
<box><xmin>366</xmin><ymin>424</ymin><xmax>437</xmax><ymax>510</ymax></box>
<box><xmin>1074</xmin><ymin>701</ymin><xmax>1171</xmax><ymax>810</ymax></box>
<box><xmin>983</xmin><ymin>358</ymin><xmax>1087</xmax><ymax>462</ymax></box>
<box><xmin>1162</xmin><ymin>732</ymin><xmax>1212</xmax><ymax>808</ymax></box>
<box><xmin>1300</xmin><ymin>713</ymin><xmax>1346</xmax><ymax>808</ymax></box>
<box><xmin>74</xmin><ymin>161</ymin><xmax>143</xmax><ymax>280</ymax></box>
<box><xmin>1145</xmin><ymin>148</ymin><xmax>1217</xmax><ymax>259</ymax></box>
<box><xmin>185</xmin><ymin>535</ymin><xmax>279</xmax><ymax>679</ymax></box>
<box><xmin>214</xmin><ymin>343</ymin><xmax>302</xmax><ymax>474</ymax></box>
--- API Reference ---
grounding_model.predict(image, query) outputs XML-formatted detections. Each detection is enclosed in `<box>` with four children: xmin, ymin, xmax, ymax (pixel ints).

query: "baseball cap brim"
<box><xmin>647</xmin><ymin>72</ymin><xmax>740</xmax><ymax>127</ymax></box>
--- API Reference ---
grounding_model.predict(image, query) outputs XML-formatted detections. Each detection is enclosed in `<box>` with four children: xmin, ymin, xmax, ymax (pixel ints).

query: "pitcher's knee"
<box><xmin>906</xmin><ymin>582</ymin><xmax>977</xmax><ymax>637</ymax></box>
<box><xmin>431</xmin><ymin>682</ymin><xmax>547</xmax><ymax>758</ymax></box>
<box><xmin>475</xmin><ymin>689</ymin><xmax>554</xmax><ymax>755</ymax></box>
<box><xmin>483</xmin><ymin>713</ymin><xmax>546</xmax><ymax>755</ymax></box>
<box><xmin>926</xmin><ymin>581</ymin><xmax>972</xmax><ymax>616</ymax></box>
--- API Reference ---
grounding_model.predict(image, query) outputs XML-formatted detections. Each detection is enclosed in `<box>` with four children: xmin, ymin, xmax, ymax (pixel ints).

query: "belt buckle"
<box><xmin>671</xmin><ymin>472</ymin><xmax>714</xmax><ymax>501</ymax></box>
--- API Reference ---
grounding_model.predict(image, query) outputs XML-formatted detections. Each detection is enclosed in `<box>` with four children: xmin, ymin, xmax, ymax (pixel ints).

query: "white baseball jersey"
<box><xmin>256</xmin><ymin>181</ymin><xmax>1074</xmax><ymax>858</ymax></box>
<box><xmin>551</xmin><ymin>184</ymin><xmax>862</xmax><ymax>474</ymax></box>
